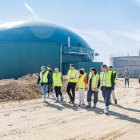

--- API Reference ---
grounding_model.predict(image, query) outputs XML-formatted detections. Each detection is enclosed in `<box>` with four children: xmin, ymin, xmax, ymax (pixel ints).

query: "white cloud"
<box><xmin>69</xmin><ymin>28</ymin><xmax>113</xmax><ymax>46</ymax></box>
<box><xmin>134</xmin><ymin>0</ymin><xmax>140</xmax><ymax>4</ymax></box>
<box><xmin>113</xmin><ymin>30</ymin><xmax>140</xmax><ymax>42</ymax></box>
<box><xmin>122</xmin><ymin>32</ymin><xmax>140</xmax><ymax>42</ymax></box>
<box><xmin>24</xmin><ymin>2</ymin><xmax>40</xmax><ymax>20</ymax></box>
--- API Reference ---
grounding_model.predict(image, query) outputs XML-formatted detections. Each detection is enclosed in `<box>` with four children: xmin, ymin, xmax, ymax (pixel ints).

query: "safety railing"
<box><xmin>63</xmin><ymin>46</ymin><xmax>94</xmax><ymax>61</ymax></box>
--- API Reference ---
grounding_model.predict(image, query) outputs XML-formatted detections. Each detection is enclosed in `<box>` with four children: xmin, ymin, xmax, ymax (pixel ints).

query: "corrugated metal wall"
<box><xmin>0</xmin><ymin>43</ymin><xmax>60</xmax><ymax>79</ymax></box>
<box><xmin>0</xmin><ymin>42</ymin><xmax>102</xmax><ymax>79</ymax></box>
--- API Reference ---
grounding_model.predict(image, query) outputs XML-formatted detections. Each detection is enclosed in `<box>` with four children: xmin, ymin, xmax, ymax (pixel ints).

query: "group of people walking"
<box><xmin>37</xmin><ymin>64</ymin><xmax>118</xmax><ymax>114</ymax></box>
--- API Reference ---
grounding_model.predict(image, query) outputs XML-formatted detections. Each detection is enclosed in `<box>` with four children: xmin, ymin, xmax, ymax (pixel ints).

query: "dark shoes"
<box><xmin>93</xmin><ymin>104</ymin><xmax>96</xmax><ymax>109</ymax></box>
<box><xmin>61</xmin><ymin>96</ymin><xmax>64</xmax><ymax>102</ymax></box>
<box><xmin>114</xmin><ymin>100</ymin><xmax>117</xmax><ymax>104</ymax></box>
<box><xmin>86</xmin><ymin>105</ymin><xmax>91</xmax><ymax>108</ymax></box>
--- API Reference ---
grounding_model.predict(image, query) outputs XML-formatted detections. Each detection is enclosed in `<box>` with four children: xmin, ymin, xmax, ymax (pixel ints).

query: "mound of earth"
<box><xmin>0</xmin><ymin>74</ymin><xmax>68</xmax><ymax>102</ymax></box>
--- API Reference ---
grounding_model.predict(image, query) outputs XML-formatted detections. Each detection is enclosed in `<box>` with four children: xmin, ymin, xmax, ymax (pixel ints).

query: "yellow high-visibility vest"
<box><xmin>100</xmin><ymin>71</ymin><xmax>112</xmax><ymax>87</ymax></box>
<box><xmin>88</xmin><ymin>72</ymin><xmax>92</xmax><ymax>78</ymax></box>
<box><xmin>40</xmin><ymin>71</ymin><xmax>49</xmax><ymax>83</ymax></box>
<box><xmin>91</xmin><ymin>74</ymin><xmax>99</xmax><ymax>89</ymax></box>
<box><xmin>78</xmin><ymin>75</ymin><xmax>86</xmax><ymax>89</ymax></box>
<box><xmin>53</xmin><ymin>72</ymin><xmax>62</xmax><ymax>87</ymax></box>
<box><xmin>68</xmin><ymin>69</ymin><xmax>78</xmax><ymax>83</ymax></box>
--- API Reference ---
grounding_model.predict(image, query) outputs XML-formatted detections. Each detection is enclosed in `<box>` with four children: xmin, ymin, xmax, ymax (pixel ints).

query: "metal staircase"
<box><xmin>63</xmin><ymin>46</ymin><xmax>94</xmax><ymax>62</ymax></box>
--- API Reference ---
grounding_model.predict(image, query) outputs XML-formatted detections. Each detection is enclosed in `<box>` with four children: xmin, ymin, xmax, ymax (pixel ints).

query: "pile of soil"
<box><xmin>0</xmin><ymin>74</ymin><xmax>68</xmax><ymax>102</ymax></box>
<box><xmin>0</xmin><ymin>74</ymin><xmax>41</xmax><ymax>102</ymax></box>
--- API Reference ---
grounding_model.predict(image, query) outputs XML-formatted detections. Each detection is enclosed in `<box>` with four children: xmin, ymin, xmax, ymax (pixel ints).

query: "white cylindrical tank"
<box><xmin>110</xmin><ymin>56</ymin><xmax>140</xmax><ymax>78</ymax></box>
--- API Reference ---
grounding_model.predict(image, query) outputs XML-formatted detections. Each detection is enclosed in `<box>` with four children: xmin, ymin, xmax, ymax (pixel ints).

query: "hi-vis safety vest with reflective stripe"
<box><xmin>78</xmin><ymin>75</ymin><xmax>86</xmax><ymax>89</ymax></box>
<box><xmin>89</xmin><ymin>72</ymin><xmax>98</xmax><ymax>79</ymax></box>
<box><xmin>91</xmin><ymin>74</ymin><xmax>99</xmax><ymax>89</ymax></box>
<box><xmin>53</xmin><ymin>72</ymin><xmax>62</xmax><ymax>87</ymax></box>
<box><xmin>89</xmin><ymin>72</ymin><xmax>92</xmax><ymax>78</ymax></box>
<box><xmin>68</xmin><ymin>69</ymin><xmax>77</xmax><ymax>83</ymax></box>
<box><xmin>100</xmin><ymin>71</ymin><xmax>112</xmax><ymax>88</ymax></box>
<box><xmin>40</xmin><ymin>71</ymin><xmax>49</xmax><ymax>83</ymax></box>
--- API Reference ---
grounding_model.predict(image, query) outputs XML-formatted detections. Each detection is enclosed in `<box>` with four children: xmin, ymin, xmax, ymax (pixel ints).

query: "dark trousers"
<box><xmin>67</xmin><ymin>82</ymin><xmax>76</xmax><ymax>102</ymax></box>
<box><xmin>47</xmin><ymin>82</ymin><xmax>53</xmax><ymax>93</ymax></box>
<box><xmin>87</xmin><ymin>90</ymin><xmax>98</xmax><ymax>104</ymax></box>
<box><xmin>102</xmin><ymin>87</ymin><xmax>112</xmax><ymax>106</ymax></box>
<box><xmin>54</xmin><ymin>86</ymin><xmax>62</xmax><ymax>98</ymax></box>
<box><xmin>125</xmin><ymin>78</ymin><xmax>129</xmax><ymax>87</ymax></box>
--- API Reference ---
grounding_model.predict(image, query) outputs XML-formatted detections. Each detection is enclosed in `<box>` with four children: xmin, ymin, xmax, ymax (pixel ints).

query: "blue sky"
<box><xmin>0</xmin><ymin>0</ymin><xmax>140</xmax><ymax>63</ymax></box>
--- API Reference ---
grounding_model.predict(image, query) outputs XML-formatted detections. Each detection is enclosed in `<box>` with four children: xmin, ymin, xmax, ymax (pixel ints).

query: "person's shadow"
<box><xmin>44</xmin><ymin>102</ymin><xmax>65</xmax><ymax>111</ymax></box>
<box><xmin>112</xmin><ymin>104</ymin><xmax>140</xmax><ymax>113</ymax></box>
<box><xmin>61</xmin><ymin>102</ymin><xmax>79</xmax><ymax>111</ymax></box>
<box><xmin>109</xmin><ymin>110</ymin><xmax>140</xmax><ymax>124</ymax></box>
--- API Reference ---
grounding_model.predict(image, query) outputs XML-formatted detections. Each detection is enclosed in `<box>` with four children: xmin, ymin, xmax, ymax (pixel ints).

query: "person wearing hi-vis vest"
<box><xmin>37</xmin><ymin>66</ymin><xmax>50</xmax><ymax>103</ymax></box>
<box><xmin>86</xmin><ymin>68</ymin><xmax>99</xmax><ymax>109</ymax></box>
<box><xmin>99</xmin><ymin>65</ymin><xmax>114</xmax><ymax>114</ymax></box>
<box><xmin>81</xmin><ymin>68</ymin><xmax>87</xmax><ymax>77</ymax></box>
<box><xmin>53</xmin><ymin>68</ymin><xmax>64</xmax><ymax>102</ymax></box>
<box><xmin>109</xmin><ymin>66</ymin><xmax>118</xmax><ymax>104</ymax></box>
<box><xmin>67</xmin><ymin>64</ymin><xmax>78</xmax><ymax>104</ymax></box>
<box><xmin>77</xmin><ymin>69</ymin><xmax>88</xmax><ymax>107</ymax></box>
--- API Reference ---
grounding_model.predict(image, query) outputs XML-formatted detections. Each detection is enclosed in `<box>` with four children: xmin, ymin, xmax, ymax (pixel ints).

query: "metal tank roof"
<box><xmin>0</xmin><ymin>21</ymin><xmax>91</xmax><ymax>49</ymax></box>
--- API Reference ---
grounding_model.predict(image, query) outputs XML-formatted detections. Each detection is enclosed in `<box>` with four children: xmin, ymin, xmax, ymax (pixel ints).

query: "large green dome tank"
<box><xmin>0</xmin><ymin>21</ymin><xmax>94</xmax><ymax>79</ymax></box>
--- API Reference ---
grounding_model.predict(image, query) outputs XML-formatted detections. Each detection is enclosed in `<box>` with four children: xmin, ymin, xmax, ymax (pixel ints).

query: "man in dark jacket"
<box><xmin>47</xmin><ymin>65</ymin><xmax>53</xmax><ymax>98</ymax></box>
<box><xmin>109</xmin><ymin>66</ymin><xmax>117</xmax><ymax>104</ymax></box>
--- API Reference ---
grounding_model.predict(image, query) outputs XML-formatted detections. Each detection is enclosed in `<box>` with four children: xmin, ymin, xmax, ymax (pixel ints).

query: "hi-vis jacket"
<box><xmin>39</xmin><ymin>71</ymin><xmax>49</xmax><ymax>84</ymax></box>
<box><xmin>88</xmin><ymin>74</ymin><xmax>99</xmax><ymax>91</ymax></box>
<box><xmin>99</xmin><ymin>71</ymin><xmax>114</xmax><ymax>90</ymax></box>
<box><xmin>53</xmin><ymin>72</ymin><xmax>62</xmax><ymax>87</ymax></box>
<box><xmin>67</xmin><ymin>69</ymin><xmax>78</xmax><ymax>83</ymax></box>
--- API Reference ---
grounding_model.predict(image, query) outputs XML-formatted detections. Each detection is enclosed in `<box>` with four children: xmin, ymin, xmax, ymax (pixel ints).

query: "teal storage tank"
<box><xmin>0</xmin><ymin>21</ymin><xmax>101</xmax><ymax>79</ymax></box>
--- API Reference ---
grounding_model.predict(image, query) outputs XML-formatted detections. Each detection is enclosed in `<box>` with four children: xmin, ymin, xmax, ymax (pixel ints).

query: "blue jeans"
<box><xmin>125</xmin><ymin>78</ymin><xmax>129</xmax><ymax>87</ymax></box>
<box><xmin>41</xmin><ymin>84</ymin><xmax>47</xmax><ymax>100</ymax></box>
<box><xmin>102</xmin><ymin>87</ymin><xmax>112</xmax><ymax>106</ymax></box>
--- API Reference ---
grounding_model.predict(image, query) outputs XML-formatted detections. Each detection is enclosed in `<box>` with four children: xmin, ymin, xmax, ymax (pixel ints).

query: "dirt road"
<box><xmin>0</xmin><ymin>79</ymin><xmax>140</xmax><ymax>140</ymax></box>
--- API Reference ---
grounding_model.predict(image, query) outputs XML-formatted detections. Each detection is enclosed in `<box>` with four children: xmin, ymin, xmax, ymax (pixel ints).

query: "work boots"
<box><xmin>86</xmin><ymin>102</ymin><xmax>91</xmax><ymax>108</ymax></box>
<box><xmin>93</xmin><ymin>103</ymin><xmax>97</xmax><ymax>109</ymax></box>
<box><xmin>55</xmin><ymin>97</ymin><xmax>59</xmax><ymax>103</ymax></box>
<box><xmin>61</xmin><ymin>96</ymin><xmax>64</xmax><ymax>102</ymax></box>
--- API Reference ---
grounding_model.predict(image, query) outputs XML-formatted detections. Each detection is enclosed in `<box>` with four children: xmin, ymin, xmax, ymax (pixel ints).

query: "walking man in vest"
<box><xmin>99</xmin><ymin>65</ymin><xmax>114</xmax><ymax>114</ymax></box>
<box><xmin>53</xmin><ymin>68</ymin><xmax>64</xmax><ymax>102</ymax></box>
<box><xmin>37</xmin><ymin>66</ymin><xmax>49</xmax><ymax>103</ymax></box>
<box><xmin>86</xmin><ymin>68</ymin><xmax>99</xmax><ymax>108</ymax></box>
<box><xmin>109</xmin><ymin>66</ymin><xmax>117</xmax><ymax>104</ymax></box>
<box><xmin>77</xmin><ymin>69</ymin><xmax>88</xmax><ymax>107</ymax></box>
<box><xmin>67</xmin><ymin>64</ymin><xmax>78</xmax><ymax>104</ymax></box>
